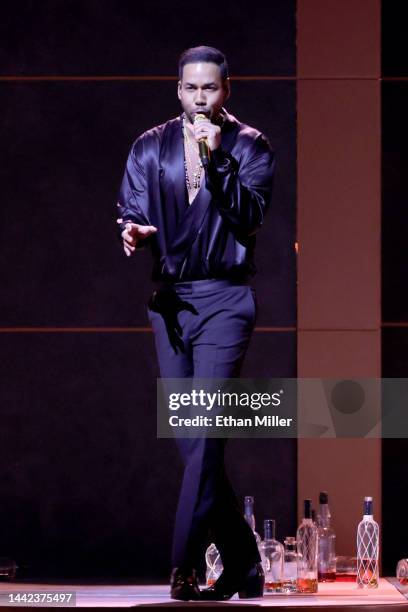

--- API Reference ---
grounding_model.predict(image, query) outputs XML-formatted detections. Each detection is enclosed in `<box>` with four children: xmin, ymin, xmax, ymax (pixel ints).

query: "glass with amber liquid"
<box><xmin>356</xmin><ymin>496</ymin><xmax>379</xmax><ymax>589</ymax></box>
<box><xmin>260</xmin><ymin>519</ymin><xmax>284</xmax><ymax>593</ymax></box>
<box><xmin>297</xmin><ymin>499</ymin><xmax>318</xmax><ymax>593</ymax></box>
<box><xmin>397</xmin><ymin>559</ymin><xmax>408</xmax><ymax>585</ymax></box>
<box><xmin>335</xmin><ymin>556</ymin><xmax>357</xmax><ymax>582</ymax></box>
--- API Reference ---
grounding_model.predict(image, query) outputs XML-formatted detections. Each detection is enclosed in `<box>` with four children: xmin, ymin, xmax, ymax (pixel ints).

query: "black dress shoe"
<box><xmin>200</xmin><ymin>562</ymin><xmax>264</xmax><ymax>601</ymax></box>
<box><xmin>170</xmin><ymin>567</ymin><xmax>201</xmax><ymax>601</ymax></box>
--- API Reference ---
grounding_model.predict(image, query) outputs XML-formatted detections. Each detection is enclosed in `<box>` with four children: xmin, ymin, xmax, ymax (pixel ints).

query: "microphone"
<box><xmin>194</xmin><ymin>113</ymin><xmax>211</xmax><ymax>167</ymax></box>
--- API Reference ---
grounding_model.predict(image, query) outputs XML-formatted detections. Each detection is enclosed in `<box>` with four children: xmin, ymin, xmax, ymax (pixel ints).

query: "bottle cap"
<box><xmin>284</xmin><ymin>536</ymin><xmax>296</xmax><ymax>545</ymax></box>
<box><xmin>363</xmin><ymin>496</ymin><xmax>373</xmax><ymax>515</ymax></box>
<box><xmin>319</xmin><ymin>491</ymin><xmax>328</xmax><ymax>504</ymax></box>
<box><xmin>304</xmin><ymin>498</ymin><xmax>312</xmax><ymax>518</ymax></box>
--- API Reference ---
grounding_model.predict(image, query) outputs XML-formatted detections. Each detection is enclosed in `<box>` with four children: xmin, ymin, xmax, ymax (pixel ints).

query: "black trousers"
<box><xmin>148</xmin><ymin>279</ymin><xmax>261</xmax><ymax>573</ymax></box>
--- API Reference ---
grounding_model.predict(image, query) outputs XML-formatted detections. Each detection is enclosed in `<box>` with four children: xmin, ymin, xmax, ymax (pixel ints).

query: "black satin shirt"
<box><xmin>116</xmin><ymin>111</ymin><xmax>275</xmax><ymax>282</ymax></box>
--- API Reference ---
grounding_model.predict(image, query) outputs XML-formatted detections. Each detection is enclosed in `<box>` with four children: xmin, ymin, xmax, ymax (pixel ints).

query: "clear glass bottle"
<box><xmin>357</xmin><ymin>496</ymin><xmax>379</xmax><ymax>589</ymax></box>
<box><xmin>297</xmin><ymin>499</ymin><xmax>318</xmax><ymax>593</ymax></box>
<box><xmin>259</xmin><ymin>519</ymin><xmax>284</xmax><ymax>593</ymax></box>
<box><xmin>205</xmin><ymin>494</ymin><xmax>261</xmax><ymax>586</ymax></box>
<box><xmin>282</xmin><ymin>536</ymin><xmax>298</xmax><ymax>593</ymax></box>
<box><xmin>317</xmin><ymin>491</ymin><xmax>336</xmax><ymax>582</ymax></box>
<box><xmin>205</xmin><ymin>542</ymin><xmax>223</xmax><ymax>586</ymax></box>
<box><xmin>244</xmin><ymin>495</ymin><xmax>261</xmax><ymax>545</ymax></box>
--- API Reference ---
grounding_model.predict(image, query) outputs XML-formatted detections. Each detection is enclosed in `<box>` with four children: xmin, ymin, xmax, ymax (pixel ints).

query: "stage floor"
<box><xmin>0</xmin><ymin>579</ymin><xmax>407</xmax><ymax>609</ymax></box>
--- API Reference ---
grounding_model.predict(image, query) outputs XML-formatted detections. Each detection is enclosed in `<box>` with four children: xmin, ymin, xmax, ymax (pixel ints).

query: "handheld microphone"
<box><xmin>194</xmin><ymin>113</ymin><xmax>211</xmax><ymax>167</ymax></box>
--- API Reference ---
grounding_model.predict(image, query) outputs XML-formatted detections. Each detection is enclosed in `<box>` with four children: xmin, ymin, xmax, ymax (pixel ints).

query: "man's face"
<box><xmin>178</xmin><ymin>62</ymin><xmax>230</xmax><ymax>124</ymax></box>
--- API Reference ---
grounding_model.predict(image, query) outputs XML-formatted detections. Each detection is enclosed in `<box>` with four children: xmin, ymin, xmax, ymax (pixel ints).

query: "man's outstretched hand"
<box><xmin>117</xmin><ymin>218</ymin><xmax>157</xmax><ymax>256</ymax></box>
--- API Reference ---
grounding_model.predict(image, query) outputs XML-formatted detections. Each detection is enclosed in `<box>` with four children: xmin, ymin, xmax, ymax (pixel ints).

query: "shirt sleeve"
<box><xmin>205</xmin><ymin>132</ymin><xmax>275</xmax><ymax>238</ymax></box>
<box><xmin>116</xmin><ymin>138</ymin><xmax>153</xmax><ymax>248</ymax></box>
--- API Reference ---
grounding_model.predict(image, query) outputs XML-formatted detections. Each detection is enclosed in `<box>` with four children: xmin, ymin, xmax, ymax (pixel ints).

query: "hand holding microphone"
<box><xmin>193</xmin><ymin>114</ymin><xmax>222</xmax><ymax>167</ymax></box>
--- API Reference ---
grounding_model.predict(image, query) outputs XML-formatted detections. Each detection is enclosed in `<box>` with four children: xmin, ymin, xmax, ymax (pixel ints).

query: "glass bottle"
<box><xmin>357</xmin><ymin>496</ymin><xmax>379</xmax><ymax>588</ymax></box>
<box><xmin>282</xmin><ymin>536</ymin><xmax>298</xmax><ymax>593</ymax></box>
<box><xmin>205</xmin><ymin>495</ymin><xmax>262</xmax><ymax>586</ymax></box>
<box><xmin>317</xmin><ymin>491</ymin><xmax>336</xmax><ymax>582</ymax></box>
<box><xmin>297</xmin><ymin>499</ymin><xmax>318</xmax><ymax>593</ymax></box>
<box><xmin>259</xmin><ymin>519</ymin><xmax>284</xmax><ymax>593</ymax></box>
<box><xmin>205</xmin><ymin>494</ymin><xmax>260</xmax><ymax>586</ymax></box>
<box><xmin>205</xmin><ymin>542</ymin><xmax>223</xmax><ymax>586</ymax></box>
<box><xmin>244</xmin><ymin>496</ymin><xmax>261</xmax><ymax>545</ymax></box>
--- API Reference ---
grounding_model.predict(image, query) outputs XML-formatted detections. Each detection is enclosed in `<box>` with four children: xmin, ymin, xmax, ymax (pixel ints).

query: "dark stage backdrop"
<box><xmin>382</xmin><ymin>1</ymin><xmax>408</xmax><ymax>576</ymax></box>
<box><xmin>0</xmin><ymin>0</ymin><xmax>296</xmax><ymax>578</ymax></box>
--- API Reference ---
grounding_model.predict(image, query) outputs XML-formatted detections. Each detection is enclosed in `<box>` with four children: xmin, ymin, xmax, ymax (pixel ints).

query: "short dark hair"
<box><xmin>178</xmin><ymin>46</ymin><xmax>229</xmax><ymax>81</ymax></box>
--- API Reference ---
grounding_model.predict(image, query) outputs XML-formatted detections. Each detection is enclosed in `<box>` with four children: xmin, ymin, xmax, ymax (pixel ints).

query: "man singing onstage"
<box><xmin>116</xmin><ymin>46</ymin><xmax>275</xmax><ymax>601</ymax></box>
